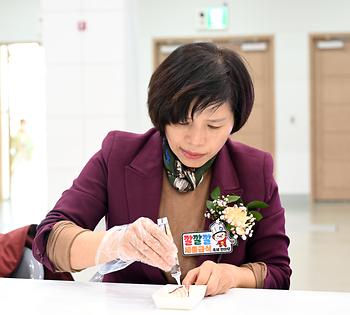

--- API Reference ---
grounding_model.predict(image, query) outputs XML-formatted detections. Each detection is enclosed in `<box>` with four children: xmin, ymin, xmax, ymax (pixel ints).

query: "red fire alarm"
<box><xmin>77</xmin><ymin>20</ymin><xmax>87</xmax><ymax>32</ymax></box>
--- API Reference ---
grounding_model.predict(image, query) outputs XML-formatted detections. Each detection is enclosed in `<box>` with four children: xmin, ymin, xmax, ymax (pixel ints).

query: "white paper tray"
<box><xmin>152</xmin><ymin>284</ymin><xmax>207</xmax><ymax>310</ymax></box>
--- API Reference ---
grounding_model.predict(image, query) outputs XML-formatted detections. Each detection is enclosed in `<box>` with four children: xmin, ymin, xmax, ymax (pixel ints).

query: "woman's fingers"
<box><xmin>183</xmin><ymin>261</ymin><xmax>223</xmax><ymax>296</ymax></box>
<box><xmin>182</xmin><ymin>267</ymin><xmax>200</xmax><ymax>286</ymax></box>
<box><xmin>141</xmin><ymin>218</ymin><xmax>177</xmax><ymax>253</ymax></box>
<box><xmin>139</xmin><ymin>218</ymin><xmax>177</xmax><ymax>265</ymax></box>
<box><xmin>194</xmin><ymin>261</ymin><xmax>213</xmax><ymax>285</ymax></box>
<box><xmin>205</xmin><ymin>271</ymin><xmax>220</xmax><ymax>296</ymax></box>
<box><xmin>126</xmin><ymin>217</ymin><xmax>177</xmax><ymax>270</ymax></box>
<box><xmin>134</xmin><ymin>236</ymin><xmax>175</xmax><ymax>270</ymax></box>
<box><xmin>133</xmin><ymin>245</ymin><xmax>173</xmax><ymax>271</ymax></box>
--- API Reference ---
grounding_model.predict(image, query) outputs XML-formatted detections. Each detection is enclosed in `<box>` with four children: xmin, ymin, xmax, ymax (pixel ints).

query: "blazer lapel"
<box><xmin>125</xmin><ymin>132</ymin><xmax>163</xmax><ymax>223</ymax></box>
<box><xmin>124</xmin><ymin>131</ymin><xmax>167</xmax><ymax>284</ymax></box>
<box><xmin>198</xmin><ymin>140</ymin><xmax>244</xmax><ymax>266</ymax></box>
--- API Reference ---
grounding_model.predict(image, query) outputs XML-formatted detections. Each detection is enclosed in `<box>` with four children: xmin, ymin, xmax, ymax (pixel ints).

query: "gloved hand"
<box><xmin>95</xmin><ymin>217</ymin><xmax>178</xmax><ymax>271</ymax></box>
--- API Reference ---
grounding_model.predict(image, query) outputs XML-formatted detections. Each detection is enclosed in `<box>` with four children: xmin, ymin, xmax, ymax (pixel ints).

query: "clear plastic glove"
<box><xmin>95</xmin><ymin>217</ymin><xmax>178</xmax><ymax>272</ymax></box>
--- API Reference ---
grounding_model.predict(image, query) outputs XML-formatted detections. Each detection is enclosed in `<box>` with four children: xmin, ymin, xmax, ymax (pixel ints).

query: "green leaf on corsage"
<box><xmin>249</xmin><ymin>210</ymin><xmax>263</xmax><ymax>222</ymax></box>
<box><xmin>206</xmin><ymin>200</ymin><xmax>214</xmax><ymax>210</ymax></box>
<box><xmin>246</xmin><ymin>200</ymin><xmax>269</xmax><ymax>210</ymax></box>
<box><xmin>210</xmin><ymin>186</ymin><xmax>221</xmax><ymax>200</ymax></box>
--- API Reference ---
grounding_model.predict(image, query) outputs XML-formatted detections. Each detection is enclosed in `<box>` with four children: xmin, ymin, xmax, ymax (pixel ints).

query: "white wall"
<box><xmin>41</xmin><ymin>0</ymin><xmax>137</xmax><ymax>207</ymax></box>
<box><xmin>134</xmin><ymin>0</ymin><xmax>350</xmax><ymax>195</ymax></box>
<box><xmin>5</xmin><ymin>0</ymin><xmax>350</xmax><ymax>201</ymax></box>
<box><xmin>0</xmin><ymin>0</ymin><xmax>41</xmax><ymax>42</ymax></box>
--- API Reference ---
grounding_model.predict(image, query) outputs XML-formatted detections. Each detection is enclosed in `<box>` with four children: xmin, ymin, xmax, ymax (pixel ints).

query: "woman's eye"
<box><xmin>178</xmin><ymin>121</ymin><xmax>189</xmax><ymax>125</ymax></box>
<box><xmin>208</xmin><ymin>125</ymin><xmax>221</xmax><ymax>129</ymax></box>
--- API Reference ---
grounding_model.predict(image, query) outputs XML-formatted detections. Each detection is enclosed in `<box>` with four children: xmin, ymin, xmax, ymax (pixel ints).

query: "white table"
<box><xmin>0</xmin><ymin>278</ymin><xmax>349</xmax><ymax>314</ymax></box>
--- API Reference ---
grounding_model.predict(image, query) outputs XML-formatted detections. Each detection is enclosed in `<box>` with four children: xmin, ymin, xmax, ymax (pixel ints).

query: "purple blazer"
<box><xmin>33</xmin><ymin>128</ymin><xmax>291</xmax><ymax>288</ymax></box>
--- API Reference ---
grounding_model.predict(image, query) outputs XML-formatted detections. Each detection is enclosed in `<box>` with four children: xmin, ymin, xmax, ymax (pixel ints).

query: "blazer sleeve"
<box><xmin>32</xmin><ymin>132</ymin><xmax>115</xmax><ymax>271</ymax></box>
<box><xmin>247</xmin><ymin>153</ymin><xmax>292</xmax><ymax>289</ymax></box>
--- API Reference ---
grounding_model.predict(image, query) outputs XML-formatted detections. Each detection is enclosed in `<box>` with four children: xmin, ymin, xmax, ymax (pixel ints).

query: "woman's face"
<box><xmin>165</xmin><ymin>102</ymin><xmax>234</xmax><ymax>168</ymax></box>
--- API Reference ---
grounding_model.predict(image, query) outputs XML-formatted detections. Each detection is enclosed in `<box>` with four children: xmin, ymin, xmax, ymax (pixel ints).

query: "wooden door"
<box><xmin>311</xmin><ymin>35</ymin><xmax>350</xmax><ymax>200</ymax></box>
<box><xmin>154</xmin><ymin>37</ymin><xmax>275</xmax><ymax>156</ymax></box>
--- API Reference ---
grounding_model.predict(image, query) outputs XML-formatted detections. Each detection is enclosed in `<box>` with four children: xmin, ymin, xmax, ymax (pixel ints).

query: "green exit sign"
<box><xmin>197</xmin><ymin>5</ymin><xmax>229</xmax><ymax>31</ymax></box>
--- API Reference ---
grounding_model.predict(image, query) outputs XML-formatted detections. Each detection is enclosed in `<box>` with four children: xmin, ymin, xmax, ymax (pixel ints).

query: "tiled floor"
<box><xmin>1</xmin><ymin>196</ymin><xmax>349</xmax><ymax>291</ymax></box>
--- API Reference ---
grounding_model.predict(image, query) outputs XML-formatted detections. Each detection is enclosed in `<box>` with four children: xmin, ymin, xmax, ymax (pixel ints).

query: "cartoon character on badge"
<box><xmin>210</xmin><ymin>221</ymin><xmax>228</xmax><ymax>247</ymax></box>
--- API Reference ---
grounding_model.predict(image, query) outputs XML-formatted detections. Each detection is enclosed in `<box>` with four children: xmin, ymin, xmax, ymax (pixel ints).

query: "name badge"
<box><xmin>181</xmin><ymin>221</ymin><xmax>237</xmax><ymax>256</ymax></box>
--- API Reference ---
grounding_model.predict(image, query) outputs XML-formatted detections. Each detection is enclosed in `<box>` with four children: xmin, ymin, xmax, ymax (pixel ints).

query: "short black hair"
<box><xmin>148</xmin><ymin>42</ymin><xmax>254</xmax><ymax>135</ymax></box>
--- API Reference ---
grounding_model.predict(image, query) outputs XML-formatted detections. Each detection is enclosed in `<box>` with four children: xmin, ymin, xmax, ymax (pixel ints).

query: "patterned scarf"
<box><xmin>162</xmin><ymin>138</ymin><xmax>216</xmax><ymax>192</ymax></box>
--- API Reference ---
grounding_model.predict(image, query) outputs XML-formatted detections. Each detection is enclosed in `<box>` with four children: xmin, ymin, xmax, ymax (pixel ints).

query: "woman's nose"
<box><xmin>186</xmin><ymin>127</ymin><xmax>206</xmax><ymax>146</ymax></box>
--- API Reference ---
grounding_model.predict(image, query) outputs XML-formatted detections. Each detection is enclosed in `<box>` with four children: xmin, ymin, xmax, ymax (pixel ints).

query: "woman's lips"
<box><xmin>180</xmin><ymin>148</ymin><xmax>205</xmax><ymax>160</ymax></box>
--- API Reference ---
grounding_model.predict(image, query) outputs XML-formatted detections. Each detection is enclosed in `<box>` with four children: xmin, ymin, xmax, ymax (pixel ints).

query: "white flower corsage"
<box><xmin>205</xmin><ymin>186</ymin><xmax>268</xmax><ymax>244</ymax></box>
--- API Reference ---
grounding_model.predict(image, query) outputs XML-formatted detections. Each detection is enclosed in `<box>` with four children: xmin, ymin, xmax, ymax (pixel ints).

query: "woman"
<box><xmin>33</xmin><ymin>42</ymin><xmax>291</xmax><ymax>296</ymax></box>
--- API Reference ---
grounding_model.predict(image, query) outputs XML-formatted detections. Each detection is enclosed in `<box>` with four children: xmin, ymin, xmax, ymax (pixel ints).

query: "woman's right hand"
<box><xmin>95</xmin><ymin>217</ymin><xmax>178</xmax><ymax>271</ymax></box>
